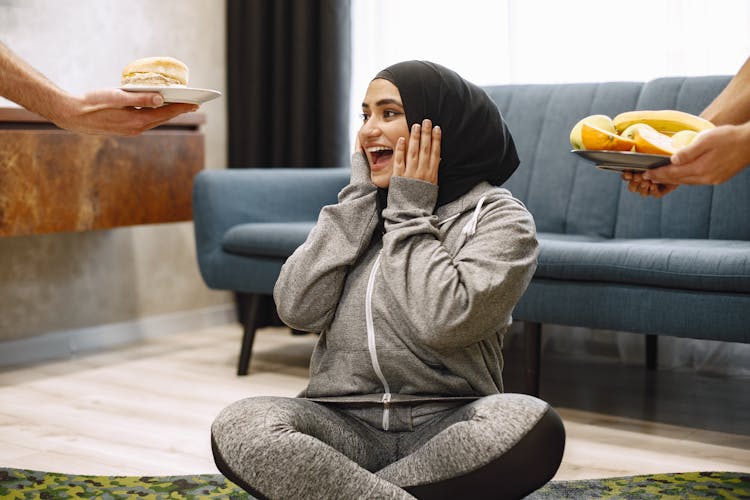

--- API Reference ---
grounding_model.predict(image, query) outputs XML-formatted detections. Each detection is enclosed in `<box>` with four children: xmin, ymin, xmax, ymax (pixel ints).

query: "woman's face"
<box><xmin>358</xmin><ymin>78</ymin><xmax>410</xmax><ymax>188</ymax></box>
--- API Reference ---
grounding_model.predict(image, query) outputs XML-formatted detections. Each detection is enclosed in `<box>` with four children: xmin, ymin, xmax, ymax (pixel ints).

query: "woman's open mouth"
<box><xmin>368</xmin><ymin>146</ymin><xmax>393</xmax><ymax>170</ymax></box>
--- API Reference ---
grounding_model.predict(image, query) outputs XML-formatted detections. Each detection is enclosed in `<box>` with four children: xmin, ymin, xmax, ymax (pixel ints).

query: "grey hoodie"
<box><xmin>274</xmin><ymin>153</ymin><xmax>538</xmax><ymax>410</ymax></box>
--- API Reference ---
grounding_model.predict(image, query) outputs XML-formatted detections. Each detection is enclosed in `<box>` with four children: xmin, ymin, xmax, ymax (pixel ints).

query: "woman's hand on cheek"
<box><xmin>394</xmin><ymin>119</ymin><xmax>441</xmax><ymax>185</ymax></box>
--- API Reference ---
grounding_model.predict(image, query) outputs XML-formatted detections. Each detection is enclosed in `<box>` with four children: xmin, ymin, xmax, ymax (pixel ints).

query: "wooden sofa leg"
<box><xmin>524</xmin><ymin>322</ymin><xmax>542</xmax><ymax>397</ymax></box>
<box><xmin>237</xmin><ymin>293</ymin><xmax>261</xmax><ymax>376</ymax></box>
<box><xmin>645</xmin><ymin>334</ymin><xmax>658</xmax><ymax>371</ymax></box>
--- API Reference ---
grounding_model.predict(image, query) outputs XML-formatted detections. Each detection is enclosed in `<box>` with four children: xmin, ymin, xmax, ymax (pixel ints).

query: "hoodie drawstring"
<box><xmin>461</xmin><ymin>196</ymin><xmax>487</xmax><ymax>237</ymax></box>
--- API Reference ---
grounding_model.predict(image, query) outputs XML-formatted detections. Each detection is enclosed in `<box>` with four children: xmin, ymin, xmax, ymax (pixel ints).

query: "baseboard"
<box><xmin>0</xmin><ymin>304</ymin><xmax>236</xmax><ymax>369</ymax></box>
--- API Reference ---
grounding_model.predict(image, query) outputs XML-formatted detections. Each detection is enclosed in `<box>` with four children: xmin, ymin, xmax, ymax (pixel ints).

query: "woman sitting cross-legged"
<box><xmin>211</xmin><ymin>60</ymin><xmax>566</xmax><ymax>500</ymax></box>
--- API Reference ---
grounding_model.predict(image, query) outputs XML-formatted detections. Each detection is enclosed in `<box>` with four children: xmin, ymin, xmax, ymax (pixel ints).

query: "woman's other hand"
<box><xmin>393</xmin><ymin>119</ymin><xmax>441</xmax><ymax>184</ymax></box>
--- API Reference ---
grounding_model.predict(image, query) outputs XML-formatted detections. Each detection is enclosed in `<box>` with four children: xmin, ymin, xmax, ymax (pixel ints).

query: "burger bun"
<box><xmin>121</xmin><ymin>56</ymin><xmax>189</xmax><ymax>87</ymax></box>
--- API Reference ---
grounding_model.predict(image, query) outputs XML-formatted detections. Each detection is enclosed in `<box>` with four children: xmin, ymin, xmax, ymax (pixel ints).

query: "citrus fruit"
<box><xmin>620</xmin><ymin>123</ymin><xmax>653</xmax><ymax>141</ymax></box>
<box><xmin>580</xmin><ymin>123</ymin><xmax>637</xmax><ymax>151</ymax></box>
<box><xmin>633</xmin><ymin>127</ymin><xmax>676</xmax><ymax>155</ymax></box>
<box><xmin>570</xmin><ymin>114</ymin><xmax>615</xmax><ymax>149</ymax></box>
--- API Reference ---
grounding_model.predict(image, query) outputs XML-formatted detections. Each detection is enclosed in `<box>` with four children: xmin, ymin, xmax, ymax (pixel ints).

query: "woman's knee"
<box><xmin>211</xmin><ymin>396</ymin><xmax>338</xmax><ymax>452</ymax></box>
<box><xmin>476</xmin><ymin>394</ymin><xmax>566</xmax><ymax>474</ymax></box>
<box><xmin>404</xmin><ymin>396</ymin><xmax>565</xmax><ymax>499</ymax></box>
<box><xmin>212</xmin><ymin>396</ymin><xmax>276</xmax><ymax>437</ymax></box>
<box><xmin>480</xmin><ymin>402</ymin><xmax>565</xmax><ymax>498</ymax></box>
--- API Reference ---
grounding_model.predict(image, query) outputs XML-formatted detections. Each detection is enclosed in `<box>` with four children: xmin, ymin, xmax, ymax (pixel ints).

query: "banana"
<box><xmin>613</xmin><ymin>110</ymin><xmax>715</xmax><ymax>136</ymax></box>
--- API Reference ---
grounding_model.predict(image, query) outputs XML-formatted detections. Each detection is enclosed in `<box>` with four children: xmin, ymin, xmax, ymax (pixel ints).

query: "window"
<box><xmin>350</xmin><ymin>0</ymin><xmax>750</xmax><ymax>146</ymax></box>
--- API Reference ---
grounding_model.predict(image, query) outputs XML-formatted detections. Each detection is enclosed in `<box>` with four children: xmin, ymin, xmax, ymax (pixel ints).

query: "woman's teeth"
<box><xmin>368</xmin><ymin>147</ymin><xmax>393</xmax><ymax>166</ymax></box>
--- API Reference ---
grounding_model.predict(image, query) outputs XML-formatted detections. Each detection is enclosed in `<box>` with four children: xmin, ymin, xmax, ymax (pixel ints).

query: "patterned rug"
<box><xmin>1</xmin><ymin>468</ymin><xmax>748</xmax><ymax>499</ymax></box>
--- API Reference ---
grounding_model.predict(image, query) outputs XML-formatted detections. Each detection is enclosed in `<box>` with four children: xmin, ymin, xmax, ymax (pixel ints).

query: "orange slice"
<box><xmin>580</xmin><ymin>123</ymin><xmax>637</xmax><ymax>151</ymax></box>
<box><xmin>620</xmin><ymin>123</ymin><xmax>653</xmax><ymax>141</ymax></box>
<box><xmin>633</xmin><ymin>127</ymin><xmax>676</xmax><ymax>155</ymax></box>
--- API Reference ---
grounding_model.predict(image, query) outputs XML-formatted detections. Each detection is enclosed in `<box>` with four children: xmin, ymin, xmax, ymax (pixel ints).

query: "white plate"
<box><xmin>572</xmin><ymin>149</ymin><xmax>671</xmax><ymax>172</ymax></box>
<box><xmin>121</xmin><ymin>85</ymin><xmax>222</xmax><ymax>105</ymax></box>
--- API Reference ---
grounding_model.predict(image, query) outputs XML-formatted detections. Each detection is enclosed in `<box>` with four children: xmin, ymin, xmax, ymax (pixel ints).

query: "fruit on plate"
<box><xmin>570</xmin><ymin>114</ymin><xmax>615</xmax><ymax>149</ymax></box>
<box><xmin>620</xmin><ymin>122</ymin><xmax>653</xmax><ymax>141</ymax></box>
<box><xmin>570</xmin><ymin>110</ymin><xmax>710</xmax><ymax>153</ymax></box>
<box><xmin>613</xmin><ymin>110</ymin><xmax>715</xmax><ymax>136</ymax></box>
<box><xmin>633</xmin><ymin>126</ymin><xmax>677</xmax><ymax>155</ymax></box>
<box><xmin>581</xmin><ymin>122</ymin><xmax>637</xmax><ymax>151</ymax></box>
<box><xmin>671</xmin><ymin>129</ymin><xmax>699</xmax><ymax>149</ymax></box>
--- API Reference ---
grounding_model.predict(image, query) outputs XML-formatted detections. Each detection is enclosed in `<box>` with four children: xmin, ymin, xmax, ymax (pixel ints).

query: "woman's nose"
<box><xmin>361</xmin><ymin>118</ymin><xmax>381</xmax><ymax>137</ymax></box>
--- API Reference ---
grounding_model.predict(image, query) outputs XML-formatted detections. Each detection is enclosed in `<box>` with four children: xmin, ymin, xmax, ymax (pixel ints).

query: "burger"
<box><xmin>121</xmin><ymin>56</ymin><xmax>188</xmax><ymax>87</ymax></box>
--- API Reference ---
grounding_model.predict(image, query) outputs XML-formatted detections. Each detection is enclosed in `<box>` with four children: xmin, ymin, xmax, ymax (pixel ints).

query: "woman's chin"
<box><xmin>370</xmin><ymin>167</ymin><xmax>392</xmax><ymax>188</ymax></box>
<box><xmin>371</xmin><ymin>174</ymin><xmax>391</xmax><ymax>188</ymax></box>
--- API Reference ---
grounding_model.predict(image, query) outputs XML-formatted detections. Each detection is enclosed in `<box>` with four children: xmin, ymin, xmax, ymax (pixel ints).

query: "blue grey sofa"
<box><xmin>194</xmin><ymin>74</ymin><xmax>750</xmax><ymax>389</ymax></box>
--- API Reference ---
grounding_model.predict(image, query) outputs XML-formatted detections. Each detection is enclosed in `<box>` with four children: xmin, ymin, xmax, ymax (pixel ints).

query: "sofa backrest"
<box><xmin>484</xmin><ymin>76</ymin><xmax>750</xmax><ymax>241</ymax></box>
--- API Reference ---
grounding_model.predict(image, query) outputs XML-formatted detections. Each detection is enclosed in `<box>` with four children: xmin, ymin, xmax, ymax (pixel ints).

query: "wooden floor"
<box><xmin>0</xmin><ymin>325</ymin><xmax>748</xmax><ymax>480</ymax></box>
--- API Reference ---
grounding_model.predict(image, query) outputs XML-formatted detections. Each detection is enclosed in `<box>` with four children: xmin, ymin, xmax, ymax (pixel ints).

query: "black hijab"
<box><xmin>375</xmin><ymin>60</ymin><xmax>520</xmax><ymax>208</ymax></box>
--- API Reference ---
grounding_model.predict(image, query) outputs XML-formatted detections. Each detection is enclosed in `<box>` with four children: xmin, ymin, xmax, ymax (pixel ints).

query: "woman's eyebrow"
<box><xmin>361</xmin><ymin>98</ymin><xmax>403</xmax><ymax>108</ymax></box>
<box><xmin>376</xmin><ymin>98</ymin><xmax>403</xmax><ymax>107</ymax></box>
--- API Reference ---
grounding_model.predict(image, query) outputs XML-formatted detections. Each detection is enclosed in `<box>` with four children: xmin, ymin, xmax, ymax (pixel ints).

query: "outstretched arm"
<box><xmin>0</xmin><ymin>42</ymin><xmax>196</xmax><ymax>136</ymax></box>
<box><xmin>701</xmin><ymin>56</ymin><xmax>750</xmax><ymax>126</ymax></box>
<box><xmin>623</xmin><ymin>56</ymin><xmax>750</xmax><ymax>196</ymax></box>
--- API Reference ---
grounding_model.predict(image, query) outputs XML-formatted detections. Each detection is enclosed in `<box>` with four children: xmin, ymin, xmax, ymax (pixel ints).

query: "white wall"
<box><xmin>0</xmin><ymin>0</ymin><xmax>232</xmax><ymax>349</ymax></box>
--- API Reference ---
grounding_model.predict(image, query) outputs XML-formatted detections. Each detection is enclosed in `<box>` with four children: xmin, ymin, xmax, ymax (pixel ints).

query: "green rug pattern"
<box><xmin>526</xmin><ymin>471</ymin><xmax>750</xmax><ymax>499</ymax></box>
<box><xmin>1</xmin><ymin>468</ymin><xmax>748</xmax><ymax>499</ymax></box>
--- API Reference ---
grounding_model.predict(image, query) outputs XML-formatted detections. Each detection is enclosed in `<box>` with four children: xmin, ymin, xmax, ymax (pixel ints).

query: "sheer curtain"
<box><xmin>349</xmin><ymin>0</ymin><xmax>750</xmax><ymax>376</ymax></box>
<box><xmin>350</xmin><ymin>0</ymin><xmax>750</xmax><ymax>142</ymax></box>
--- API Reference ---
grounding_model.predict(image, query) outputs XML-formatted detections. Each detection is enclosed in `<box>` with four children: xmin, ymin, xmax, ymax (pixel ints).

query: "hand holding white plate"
<box><xmin>121</xmin><ymin>85</ymin><xmax>222</xmax><ymax>105</ymax></box>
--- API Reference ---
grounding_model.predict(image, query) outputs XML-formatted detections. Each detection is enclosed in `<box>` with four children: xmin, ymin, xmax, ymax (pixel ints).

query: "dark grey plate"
<box><xmin>572</xmin><ymin>150</ymin><xmax>671</xmax><ymax>172</ymax></box>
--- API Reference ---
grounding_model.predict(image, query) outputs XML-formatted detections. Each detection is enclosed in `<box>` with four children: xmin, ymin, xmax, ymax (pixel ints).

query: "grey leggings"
<box><xmin>211</xmin><ymin>393</ymin><xmax>565</xmax><ymax>500</ymax></box>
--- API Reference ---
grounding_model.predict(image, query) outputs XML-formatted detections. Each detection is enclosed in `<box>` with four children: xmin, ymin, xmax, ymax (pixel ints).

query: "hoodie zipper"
<box><xmin>365</xmin><ymin>251</ymin><xmax>392</xmax><ymax>431</ymax></box>
<box><xmin>362</xmin><ymin>197</ymin><xmax>488</xmax><ymax>431</ymax></box>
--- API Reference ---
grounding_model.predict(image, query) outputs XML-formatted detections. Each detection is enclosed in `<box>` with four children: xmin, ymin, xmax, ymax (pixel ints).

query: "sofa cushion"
<box><xmin>487</xmin><ymin>82</ymin><xmax>642</xmax><ymax>239</ymax></box>
<box><xmin>485</xmin><ymin>76</ymin><xmax>750</xmax><ymax>242</ymax></box>
<box><xmin>222</xmin><ymin>222</ymin><xmax>315</xmax><ymax>258</ymax></box>
<box><xmin>537</xmin><ymin>233</ymin><xmax>750</xmax><ymax>293</ymax></box>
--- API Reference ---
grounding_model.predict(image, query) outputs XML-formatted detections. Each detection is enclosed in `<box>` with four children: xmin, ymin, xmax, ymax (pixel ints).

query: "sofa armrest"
<box><xmin>194</xmin><ymin>167</ymin><xmax>349</xmax><ymax>222</ymax></box>
<box><xmin>192</xmin><ymin>167</ymin><xmax>350</xmax><ymax>289</ymax></box>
